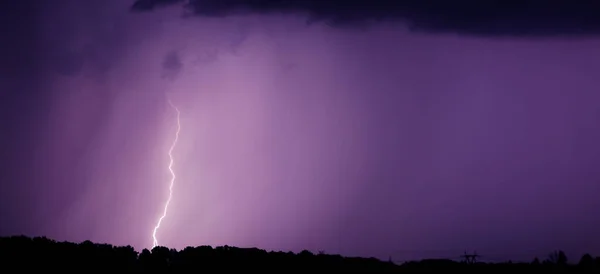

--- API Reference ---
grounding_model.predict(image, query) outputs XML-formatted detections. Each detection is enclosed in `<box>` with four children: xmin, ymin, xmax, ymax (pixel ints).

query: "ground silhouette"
<box><xmin>0</xmin><ymin>235</ymin><xmax>598</xmax><ymax>272</ymax></box>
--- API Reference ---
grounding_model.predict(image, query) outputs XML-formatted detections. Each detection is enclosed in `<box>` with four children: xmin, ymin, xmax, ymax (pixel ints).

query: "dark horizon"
<box><xmin>2</xmin><ymin>235</ymin><xmax>599</xmax><ymax>267</ymax></box>
<box><xmin>2</xmin><ymin>0</ymin><xmax>600</xmax><ymax>263</ymax></box>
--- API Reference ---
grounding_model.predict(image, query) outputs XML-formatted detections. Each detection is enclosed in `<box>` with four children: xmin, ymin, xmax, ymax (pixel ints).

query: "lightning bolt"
<box><xmin>152</xmin><ymin>99</ymin><xmax>181</xmax><ymax>249</ymax></box>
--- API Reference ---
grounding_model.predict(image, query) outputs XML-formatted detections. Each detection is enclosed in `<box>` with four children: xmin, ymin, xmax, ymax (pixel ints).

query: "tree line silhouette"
<box><xmin>0</xmin><ymin>236</ymin><xmax>598</xmax><ymax>272</ymax></box>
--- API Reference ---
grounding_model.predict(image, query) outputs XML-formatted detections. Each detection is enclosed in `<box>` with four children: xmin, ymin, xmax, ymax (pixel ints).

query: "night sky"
<box><xmin>2</xmin><ymin>0</ymin><xmax>600</xmax><ymax>262</ymax></box>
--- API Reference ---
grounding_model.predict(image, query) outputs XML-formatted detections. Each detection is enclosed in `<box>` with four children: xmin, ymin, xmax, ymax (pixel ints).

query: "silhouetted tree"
<box><xmin>548</xmin><ymin>250</ymin><xmax>568</xmax><ymax>266</ymax></box>
<box><xmin>579</xmin><ymin>253</ymin><xmax>594</xmax><ymax>269</ymax></box>
<box><xmin>150</xmin><ymin>246</ymin><xmax>171</xmax><ymax>271</ymax></box>
<box><xmin>138</xmin><ymin>248</ymin><xmax>152</xmax><ymax>272</ymax></box>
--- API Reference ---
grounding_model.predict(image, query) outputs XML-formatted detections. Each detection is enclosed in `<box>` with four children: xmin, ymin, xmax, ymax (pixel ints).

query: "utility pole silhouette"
<box><xmin>461</xmin><ymin>251</ymin><xmax>479</xmax><ymax>264</ymax></box>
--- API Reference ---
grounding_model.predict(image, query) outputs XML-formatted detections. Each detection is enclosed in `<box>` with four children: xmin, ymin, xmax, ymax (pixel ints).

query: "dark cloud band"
<box><xmin>131</xmin><ymin>0</ymin><xmax>600</xmax><ymax>37</ymax></box>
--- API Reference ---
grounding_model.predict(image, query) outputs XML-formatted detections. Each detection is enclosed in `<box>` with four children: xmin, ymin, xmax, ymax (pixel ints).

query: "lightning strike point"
<box><xmin>152</xmin><ymin>100</ymin><xmax>181</xmax><ymax>249</ymax></box>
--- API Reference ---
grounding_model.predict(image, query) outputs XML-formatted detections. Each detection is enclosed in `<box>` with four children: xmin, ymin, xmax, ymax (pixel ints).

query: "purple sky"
<box><xmin>1</xmin><ymin>0</ymin><xmax>600</xmax><ymax>262</ymax></box>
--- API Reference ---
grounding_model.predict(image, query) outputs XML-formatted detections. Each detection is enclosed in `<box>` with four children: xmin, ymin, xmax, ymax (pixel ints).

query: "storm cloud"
<box><xmin>162</xmin><ymin>51</ymin><xmax>184</xmax><ymax>80</ymax></box>
<box><xmin>131</xmin><ymin>0</ymin><xmax>600</xmax><ymax>37</ymax></box>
